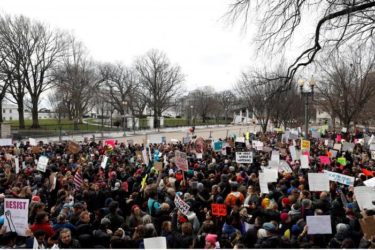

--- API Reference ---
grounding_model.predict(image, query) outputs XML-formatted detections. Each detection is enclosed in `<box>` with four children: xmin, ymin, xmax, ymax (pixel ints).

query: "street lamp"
<box><xmin>298</xmin><ymin>76</ymin><xmax>315</xmax><ymax>139</ymax></box>
<box><xmin>122</xmin><ymin>101</ymin><xmax>127</xmax><ymax>136</ymax></box>
<box><xmin>190</xmin><ymin>105</ymin><xmax>194</xmax><ymax>126</ymax></box>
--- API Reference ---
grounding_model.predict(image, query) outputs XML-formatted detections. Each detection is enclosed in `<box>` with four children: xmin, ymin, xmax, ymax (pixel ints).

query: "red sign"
<box><xmin>211</xmin><ymin>203</ymin><xmax>227</xmax><ymax>217</ymax></box>
<box><xmin>105</xmin><ymin>139</ymin><xmax>116</xmax><ymax>148</ymax></box>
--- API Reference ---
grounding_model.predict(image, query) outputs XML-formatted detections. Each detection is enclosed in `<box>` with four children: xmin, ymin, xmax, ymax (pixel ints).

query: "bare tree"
<box><xmin>216</xmin><ymin>90</ymin><xmax>236</xmax><ymax>123</ymax></box>
<box><xmin>317</xmin><ymin>44</ymin><xmax>375</xmax><ymax>130</ymax></box>
<box><xmin>226</xmin><ymin>0</ymin><xmax>375</xmax><ymax>86</ymax></box>
<box><xmin>54</xmin><ymin>37</ymin><xmax>102</xmax><ymax>129</ymax></box>
<box><xmin>190</xmin><ymin>86</ymin><xmax>216</xmax><ymax>123</ymax></box>
<box><xmin>0</xmin><ymin>58</ymin><xmax>10</xmax><ymax>123</ymax></box>
<box><xmin>135</xmin><ymin>49</ymin><xmax>184</xmax><ymax>128</ymax></box>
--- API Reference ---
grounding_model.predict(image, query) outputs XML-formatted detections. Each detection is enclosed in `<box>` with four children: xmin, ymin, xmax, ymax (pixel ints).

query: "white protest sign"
<box><xmin>144</xmin><ymin>236</ymin><xmax>167</xmax><ymax>249</ymax></box>
<box><xmin>323</xmin><ymin>170</ymin><xmax>354</xmax><ymax>186</ymax></box>
<box><xmin>4</xmin><ymin>198</ymin><xmax>29</xmax><ymax>236</ymax></box>
<box><xmin>300</xmin><ymin>155</ymin><xmax>309</xmax><ymax>169</ymax></box>
<box><xmin>312</xmin><ymin>131</ymin><xmax>320</xmax><ymax>139</ymax></box>
<box><xmin>236</xmin><ymin>137</ymin><xmax>245</xmax><ymax>143</ymax></box>
<box><xmin>329</xmin><ymin>149</ymin><xmax>338</xmax><ymax>158</ymax></box>
<box><xmin>342</xmin><ymin>127</ymin><xmax>348</xmax><ymax>133</ymax></box>
<box><xmin>279</xmin><ymin>160</ymin><xmax>293</xmax><ymax>173</ymax></box>
<box><xmin>368</xmin><ymin>135</ymin><xmax>374</xmax><ymax>145</ymax></box>
<box><xmin>342</xmin><ymin>142</ymin><xmax>355</xmax><ymax>152</ymax></box>
<box><xmin>142</xmin><ymin>148</ymin><xmax>149</xmax><ymax>166</ymax></box>
<box><xmin>371</xmin><ymin>151</ymin><xmax>375</xmax><ymax>160</ymax></box>
<box><xmin>354</xmin><ymin>186</ymin><xmax>375</xmax><ymax>210</ymax></box>
<box><xmin>262</xmin><ymin>168</ymin><xmax>278</xmax><ymax>183</ymax></box>
<box><xmin>0</xmin><ymin>138</ymin><xmax>12</xmax><ymax>146</ymax></box>
<box><xmin>100</xmin><ymin>156</ymin><xmax>108</xmax><ymax>169</ymax></box>
<box><xmin>15</xmin><ymin>157</ymin><xmax>19</xmax><ymax>174</ymax></box>
<box><xmin>289</xmin><ymin>146</ymin><xmax>300</xmax><ymax>161</ymax></box>
<box><xmin>235</xmin><ymin>152</ymin><xmax>253</xmax><ymax>164</ymax></box>
<box><xmin>148</xmin><ymin>135</ymin><xmax>163</xmax><ymax>144</ymax></box>
<box><xmin>364</xmin><ymin>177</ymin><xmax>375</xmax><ymax>187</ymax></box>
<box><xmin>308</xmin><ymin>173</ymin><xmax>330</xmax><ymax>191</ymax></box>
<box><xmin>306</xmin><ymin>215</ymin><xmax>332</xmax><ymax>235</ymax></box>
<box><xmin>333</xmin><ymin>143</ymin><xmax>342</xmax><ymax>151</ymax></box>
<box><xmin>36</xmin><ymin>156</ymin><xmax>48</xmax><ymax>172</ymax></box>
<box><xmin>371</xmin><ymin>144</ymin><xmax>375</xmax><ymax>151</ymax></box>
<box><xmin>195</xmin><ymin>153</ymin><xmax>203</xmax><ymax>159</ymax></box>
<box><xmin>29</xmin><ymin>138</ymin><xmax>37</xmax><ymax>146</ymax></box>
<box><xmin>258</xmin><ymin>172</ymin><xmax>269</xmax><ymax>194</ymax></box>
<box><xmin>271</xmin><ymin>151</ymin><xmax>280</xmax><ymax>164</ymax></box>
<box><xmin>174</xmin><ymin>195</ymin><xmax>190</xmax><ymax>216</ymax></box>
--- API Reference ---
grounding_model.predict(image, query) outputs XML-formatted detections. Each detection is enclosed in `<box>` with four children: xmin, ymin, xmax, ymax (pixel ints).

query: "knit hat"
<box><xmin>261</xmin><ymin>198</ymin><xmax>270</xmax><ymax>209</ymax></box>
<box><xmin>280</xmin><ymin>212</ymin><xmax>289</xmax><ymax>222</ymax></box>
<box><xmin>32</xmin><ymin>195</ymin><xmax>41</xmax><ymax>202</ymax></box>
<box><xmin>263</xmin><ymin>222</ymin><xmax>276</xmax><ymax>232</ymax></box>
<box><xmin>101</xmin><ymin>218</ymin><xmax>111</xmax><ymax>226</ymax></box>
<box><xmin>282</xmin><ymin>197</ymin><xmax>291</xmax><ymax>206</ymax></box>
<box><xmin>205</xmin><ymin>234</ymin><xmax>217</xmax><ymax>245</ymax></box>
<box><xmin>131</xmin><ymin>204</ymin><xmax>140</xmax><ymax>213</ymax></box>
<box><xmin>291</xmin><ymin>224</ymin><xmax>301</xmax><ymax>235</ymax></box>
<box><xmin>336</xmin><ymin>223</ymin><xmax>350</xmax><ymax>234</ymax></box>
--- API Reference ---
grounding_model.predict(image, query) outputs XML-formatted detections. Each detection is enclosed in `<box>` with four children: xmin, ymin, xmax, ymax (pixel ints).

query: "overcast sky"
<box><xmin>0</xmin><ymin>0</ymin><xmax>266</xmax><ymax>92</ymax></box>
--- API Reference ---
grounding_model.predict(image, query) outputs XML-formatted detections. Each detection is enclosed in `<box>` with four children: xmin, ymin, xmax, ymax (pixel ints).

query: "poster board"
<box><xmin>4</xmin><ymin>198</ymin><xmax>29</xmax><ymax>236</ymax></box>
<box><xmin>36</xmin><ymin>156</ymin><xmax>48</xmax><ymax>172</ymax></box>
<box><xmin>235</xmin><ymin>152</ymin><xmax>253</xmax><ymax>164</ymax></box>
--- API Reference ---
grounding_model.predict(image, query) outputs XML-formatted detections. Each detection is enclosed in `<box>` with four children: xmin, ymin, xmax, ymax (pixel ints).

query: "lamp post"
<box><xmin>298</xmin><ymin>76</ymin><xmax>316</xmax><ymax>139</ymax></box>
<box><xmin>190</xmin><ymin>105</ymin><xmax>194</xmax><ymax>126</ymax></box>
<box><xmin>122</xmin><ymin>101</ymin><xmax>127</xmax><ymax>136</ymax></box>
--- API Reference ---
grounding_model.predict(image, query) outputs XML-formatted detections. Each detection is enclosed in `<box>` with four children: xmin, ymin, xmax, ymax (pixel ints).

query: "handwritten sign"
<box><xmin>333</xmin><ymin>143</ymin><xmax>342</xmax><ymax>151</ymax></box>
<box><xmin>323</xmin><ymin>170</ymin><xmax>354</xmax><ymax>186</ymax></box>
<box><xmin>100</xmin><ymin>156</ymin><xmax>108</xmax><ymax>169</ymax></box>
<box><xmin>258</xmin><ymin>172</ymin><xmax>269</xmax><ymax>194</ymax></box>
<box><xmin>37</xmin><ymin>156</ymin><xmax>48</xmax><ymax>172</ymax></box>
<box><xmin>4</xmin><ymin>198</ymin><xmax>29</xmax><ymax>236</ymax></box>
<box><xmin>211</xmin><ymin>203</ymin><xmax>227</xmax><ymax>216</ymax></box>
<box><xmin>175</xmin><ymin>151</ymin><xmax>188</xmax><ymax>171</ymax></box>
<box><xmin>289</xmin><ymin>146</ymin><xmax>300</xmax><ymax>161</ymax></box>
<box><xmin>301</xmin><ymin>140</ymin><xmax>310</xmax><ymax>153</ymax></box>
<box><xmin>235</xmin><ymin>152</ymin><xmax>253</xmax><ymax>164</ymax></box>
<box><xmin>271</xmin><ymin>151</ymin><xmax>280</xmax><ymax>164</ymax></box>
<box><xmin>306</xmin><ymin>215</ymin><xmax>332</xmax><ymax>235</ymax></box>
<box><xmin>279</xmin><ymin>160</ymin><xmax>293</xmax><ymax>173</ymax></box>
<box><xmin>319</xmin><ymin>156</ymin><xmax>331</xmax><ymax>165</ymax></box>
<box><xmin>174</xmin><ymin>195</ymin><xmax>190</xmax><ymax>216</ymax></box>
<box><xmin>354</xmin><ymin>186</ymin><xmax>375</xmax><ymax>210</ymax></box>
<box><xmin>300</xmin><ymin>155</ymin><xmax>309</xmax><ymax>169</ymax></box>
<box><xmin>144</xmin><ymin>236</ymin><xmax>167</xmax><ymax>249</ymax></box>
<box><xmin>308</xmin><ymin>173</ymin><xmax>330</xmax><ymax>191</ymax></box>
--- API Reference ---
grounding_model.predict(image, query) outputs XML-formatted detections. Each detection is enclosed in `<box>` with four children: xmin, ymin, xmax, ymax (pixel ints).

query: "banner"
<box><xmin>4</xmin><ymin>198</ymin><xmax>29</xmax><ymax>236</ymax></box>
<box><xmin>235</xmin><ymin>152</ymin><xmax>253</xmax><ymax>164</ymax></box>
<box><xmin>174</xmin><ymin>195</ymin><xmax>190</xmax><ymax>216</ymax></box>
<box><xmin>0</xmin><ymin>138</ymin><xmax>12</xmax><ymax>146</ymax></box>
<box><xmin>211</xmin><ymin>203</ymin><xmax>227</xmax><ymax>216</ymax></box>
<box><xmin>37</xmin><ymin>156</ymin><xmax>48</xmax><ymax>172</ymax></box>
<box><xmin>175</xmin><ymin>151</ymin><xmax>188</xmax><ymax>171</ymax></box>
<box><xmin>323</xmin><ymin>170</ymin><xmax>354</xmax><ymax>186</ymax></box>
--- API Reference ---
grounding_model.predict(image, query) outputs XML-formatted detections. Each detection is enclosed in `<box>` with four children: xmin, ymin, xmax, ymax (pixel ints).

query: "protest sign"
<box><xmin>312</xmin><ymin>131</ymin><xmax>320</xmax><ymax>139</ymax></box>
<box><xmin>235</xmin><ymin>152</ymin><xmax>253</xmax><ymax>164</ymax></box>
<box><xmin>370</xmin><ymin>144</ymin><xmax>375</xmax><ymax>151</ymax></box>
<box><xmin>174</xmin><ymin>195</ymin><xmax>190</xmax><ymax>216</ymax></box>
<box><xmin>368</xmin><ymin>135</ymin><xmax>374</xmax><ymax>145</ymax></box>
<box><xmin>262</xmin><ymin>168</ymin><xmax>278</xmax><ymax>183</ymax></box>
<box><xmin>31</xmin><ymin>146</ymin><xmax>41</xmax><ymax>154</ymax></box>
<box><xmin>258</xmin><ymin>172</ymin><xmax>269</xmax><ymax>194</ymax></box>
<box><xmin>175</xmin><ymin>151</ymin><xmax>188</xmax><ymax>171</ymax></box>
<box><xmin>144</xmin><ymin>237</ymin><xmax>167</xmax><ymax>249</ymax></box>
<box><xmin>142</xmin><ymin>148</ymin><xmax>149</xmax><ymax>166</ymax></box>
<box><xmin>68</xmin><ymin>141</ymin><xmax>80</xmax><ymax>154</ymax></box>
<box><xmin>4</xmin><ymin>198</ymin><xmax>29</xmax><ymax>236</ymax></box>
<box><xmin>289</xmin><ymin>146</ymin><xmax>300</xmax><ymax>161</ymax></box>
<box><xmin>301</xmin><ymin>140</ymin><xmax>310</xmax><ymax>153</ymax></box>
<box><xmin>308</xmin><ymin>173</ymin><xmax>330</xmax><ymax>191</ymax></box>
<box><xmin>37</xmin><ymin>156</ymin><xmax>48</xmax><ymax>172</ymax></box>
<box><xmin>271</xmin><ymin>151</ymin><xmax>280</xmax><ymax>164</ymax></box>
<box><xmin>104</xmin><ymin>139</ymin><xmax>115</xmax><ymax>148</ymax></box>
<box><xmin>211</xmin><ymin>203</ymin><xmax>227</xmax><ymax>216</ymax></box>
<box><xmin>0</xmin><ymin>138</ymin><xmax>12</xmax><ymax>146</ymax></box>
<box><xmin>135</xmin><ymin>151</ymin><xmax>142</xmax><ymax>161</ymax></box>
<box><xmin>354</xmin><ymin>186</ymin><xmax>375</xmax><ymax>210</ymax></box>
<box><xmin>195</xmin><ymin>137</ymin><xmax>205</xmax><ymax>153</ymax></box>
<box><xmin>100</xmin><ymin>156</ymin><xmax>108</xmax><ymax>169</ymax></box>
<box><xmin>149</xmin><ymin>135</ymin><xmax>163</xmax><ymax>144</ymax></box>
<box><xmin>319</xmin><ymin>156</ymin><xmax>330</xmax><ymax>165</ymax></box>
<box><xmin>329</xmin><ymin>149</ymin><xmax>338</xmax><ymax>158</ymax></box>
<box><xmin>300</xmin><ymin>155</ymin><xmax>309</xmax><ymax>169</ymax></box>
<box><xmin>279</xmin><ymin>160</ymin><xmax>293</xmax><ymax>173</ymax></box>
<box><xmin>371</xmin><ymin>151</ymin><xmax>375</xmax><ymax>160</ymax></box>
<box><xmin>337</xmin><ymin>157</ymin><xmax>347</xmax><ymax>166</ymax></box>
<box><xmin>28</xmin><ymin>138</ymin><xmax>37</xmax><ymax>146</ymax></box>
<box><xmin>323</xmin><ymin>170</ymin><xmax>354</xmax><ymax>186</ymax></box>
<box><xmin>359</xmin><ymin>215</ymin><xmax>375</xmax><ymax>241</ymax></box>
<box><xmin>306</xmin><ymin>215</ymin><xmax>332</xmax><ymax>235</ymax></box>
<box><xmin>333</xmin><ymin>143</ymin><xmax>342</xmax><ymax>151</ymax></box>
<box><xmin>196</xmin><ymin>153</ymin><xmax>203</xmax><ymax>159</ymax></box>
<box><xmin>182</xmin><ymin>137</ymin><xmax>191</xmax><ymax>144</ymax></box>
<box><xmin>342</xmin><ymin>142</ymin><xmax>355</xmax><ymax>152</ymax></box>
<box><xmin>235</xmin><ymin>137</ymin><xmax>245</xmax><ymax>143</ymax></box>
<box><xmin>154</xmin><ymin>162</ymin><xmax>163</xmax><ymax>171</ymax></box>
<box><xmin>15</xmin><ymin>157</ymin><xmax>19</xmax><ymax>174</ymax></box>
<box><xmin>213</xmin><ymin>141</ymin><xmax>223</xmax><ymax>152</ymax></box>
<box><xmin>363</xmin><ymin>177</ymin><xmax>375</xmax><ymax>187</ymax></box>
<box><xmin>126</xmin><ymin>139</ymin><xmax>134</xmax><ymax>146</ymax></box>
<box><xmin>336</xmin><ymin>134</ymin><xmax>342</xmax><ymax>143</ymax></box>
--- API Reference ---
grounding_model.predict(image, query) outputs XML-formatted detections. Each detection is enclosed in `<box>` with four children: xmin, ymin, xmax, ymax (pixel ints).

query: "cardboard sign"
<box><xmin>308</xmin><ymin>173</ymin><xmax>330</xmax><ymax>191</ymax></box>
<box><xmin>100</xmin><ymin>156</ymin><xmax>108</xmax><ymax>169</ymax></box>
<box><xmin>37</xmin><ymin>156</ymin><xmax>48</xmax><ymax>172</ymax></box>
<box><xmin>154</xmin><ymin>162</ymin><xmax>163</xmax><ymax>171</ymax></box>
<box><xmin>359</xmin><ymin>216</ymin><xmax>375</xmax><ymax>241</ymax></box>
<box><xmin>323</xmin><ymin>170</ymin><xmax>355</xmax><ymax>186</ymax></box>
<box><xmin>174</xmin><ymin>195</ymin><xmax>190</xmax><ymax>216</ymax></box>
<box><xmin>306</xmin><ymin>215</ymin><xmax>332</xmax><ymax>235</ymax></box>
<box><xmin>175</xmin><ymin>150</ymin><xmax>188</xmax><ymax>171</ymax></box>
<box><xmin>4</xmin><ymin>198</ymin><xmax>29</xmax><ymax>236</ymax></box>
<box><xmin>235</xmin><ymin>152</ymin><xmax>253</xmax><ymax>164</ymax></box>
<box><xmin>144</xmin><ymin>237</ymin><xmax>167</xmax><ymax>249</ymax></box>
<box><xmin>68</xmin><ymin>141</ymin><xmax>80</xmax><ymax>154</ymax></box>
<box><xmin>211</xmin><ymin>203</ymin><xmax>227</xmax><ymax>217</ymax></box>
<box><xmin>319</xmin><ymin>156</ymin><xmax>331</xmax><ymax>165</ymax></box>
<box><xmin>31</xmin><ymin>146</ymin><xmax>41</xmax><ymax>154</ymax></box>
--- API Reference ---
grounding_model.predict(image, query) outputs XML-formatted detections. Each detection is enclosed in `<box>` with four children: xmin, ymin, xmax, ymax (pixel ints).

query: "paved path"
<box><xmin>25</xmin><ymin>124</ymin><xmax>261</xmax><ymax>144</ymax></box>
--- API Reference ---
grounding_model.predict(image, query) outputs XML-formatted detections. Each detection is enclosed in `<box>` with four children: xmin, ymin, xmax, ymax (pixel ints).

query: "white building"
<box><xmin>2</xmin><ymin>103</ymin><xmax>19</xmax><ymax>121</ymax></box>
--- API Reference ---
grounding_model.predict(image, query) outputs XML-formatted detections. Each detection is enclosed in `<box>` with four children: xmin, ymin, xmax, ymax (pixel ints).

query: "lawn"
<box><xmin>9</xmin><ymin>119</ymin><xmax>109</xmax><ymax>131</ymax></box>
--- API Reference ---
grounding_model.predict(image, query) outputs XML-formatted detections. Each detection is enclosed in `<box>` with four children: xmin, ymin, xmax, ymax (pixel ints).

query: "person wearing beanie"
<box><xmin>279</xmin><ymin>212</ymin><xmax>292</xmax><ymax>237</ymax></box>
<box><xmin>281</xmin><ymin>197</ymin><xmax>291</xmax><ymax>208</ymax></box>
<box><xmin>254</xmin><ymin>222</ymin><xmax>281</xmax><ymax>248</ymax></box>
<box><xmin>328</xmin><ymin>223</ymin><xmax>351</xmax><ymax>248</ymax></box>
<box><xmin>205</xmin><ymin>233</ymin><xmax>219</xmax><ymax>249</ymax></box>
<box><xmin>129</xmin><ymin>204</ymin><xmax>146</xmax><ymax>232</ymax></box>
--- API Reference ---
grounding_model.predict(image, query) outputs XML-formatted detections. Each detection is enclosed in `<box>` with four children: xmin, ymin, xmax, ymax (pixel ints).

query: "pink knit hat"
<box><xmin>205</xmin><ymin>234</ymin><xmax>217</xmax><ymax>245</ymax></box>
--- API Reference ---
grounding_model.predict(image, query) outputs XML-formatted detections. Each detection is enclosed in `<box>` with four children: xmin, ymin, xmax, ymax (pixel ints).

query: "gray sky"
<box><xmin>0</xmin><ymin>0</ymin><xmax>262</xmax><ymax>92</ymax></box>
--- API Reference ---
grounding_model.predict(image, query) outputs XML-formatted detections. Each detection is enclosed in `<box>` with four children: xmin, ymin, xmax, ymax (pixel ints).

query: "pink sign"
<box><xmin>319</xmin><ymin>156</ymin><xmax>330</xmax><ymax>165</ymax></box>
<box><xmin>336</xmin><ymin>134</ymin><xmax>342</xmax><ymax>143</ymax></box>
<box><xmin>105</xmin><ymin>139</ymin><xmax>116</xmax><ymax>148</ymax></box>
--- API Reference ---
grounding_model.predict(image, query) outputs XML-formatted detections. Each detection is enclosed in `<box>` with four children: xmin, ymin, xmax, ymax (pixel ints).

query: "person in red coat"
<box><xmin>30</xmin><ymin>211</ymin><xmax>55</xmax><ymax>239</ymax></box>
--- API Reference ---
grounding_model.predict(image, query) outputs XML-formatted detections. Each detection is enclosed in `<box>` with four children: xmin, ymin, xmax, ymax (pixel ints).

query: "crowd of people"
<box><xmin>0</xmin><ymin>126</ymin><xmax>374</xmax><ymax>249</ymax></box>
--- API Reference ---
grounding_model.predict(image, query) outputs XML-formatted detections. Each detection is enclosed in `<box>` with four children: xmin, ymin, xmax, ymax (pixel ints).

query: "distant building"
<box><xmin>1</xmin><ymin>103</ymin><xmax>56</xmax><ymax>121</ymax></box>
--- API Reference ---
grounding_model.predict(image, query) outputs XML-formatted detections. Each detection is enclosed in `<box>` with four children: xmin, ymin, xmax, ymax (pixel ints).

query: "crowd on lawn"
<box><xmin>0</xmin><ymin>127</ymin><xmax>375</xmax><ymax>249</ymax></box>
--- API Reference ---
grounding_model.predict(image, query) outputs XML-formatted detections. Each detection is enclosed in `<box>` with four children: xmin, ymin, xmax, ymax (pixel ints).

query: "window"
<box><xmin>9</xmin><ymin>109</ymin><xmax>12</xmax><ymax>114</ymax></box>
<box><xmin>3</xmin><ymin>117</ymin><xmax>5</xmax><ymax>121</ymax></box>
<box><xmin>9</xmin><ymin>117</ymin><xmax>12</xmax><ymax>121</ymax></box>
<box><xmin>2</xmin><ymin>110</ymin><xmax>4</xmax><ymax>113</ymax></box>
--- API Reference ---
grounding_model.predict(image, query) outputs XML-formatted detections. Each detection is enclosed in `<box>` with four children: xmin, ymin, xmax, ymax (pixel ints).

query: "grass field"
<box><xmin>9</xmin><ymin>119</ymin><xmax>108</xmax><ymax>131</ymax></box>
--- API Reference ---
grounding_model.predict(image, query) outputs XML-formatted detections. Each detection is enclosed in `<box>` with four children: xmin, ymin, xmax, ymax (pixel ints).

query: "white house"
<box><xmin>2</xmin><ymin>103</ymin><xmax>19</xmax><ymax>121</ymax></box>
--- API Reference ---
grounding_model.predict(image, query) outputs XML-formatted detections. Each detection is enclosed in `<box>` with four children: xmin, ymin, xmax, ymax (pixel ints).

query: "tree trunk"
<box><xmin>31</xmin><ymin>98</ymin><xmax>40</xmax><ymax>129</ymax></box>
<box><xmin>153</xmin><ymin>107</ymin><xmax>158</xmax><ymax>128</ymax></box>
<box><xmin>17</xmin><ymin>99</ymin><xmax>25</xmax><ymax>129</ymax></box>
<box><xmin>0</xmin><ymin>101</ymin><xmax>3</xmax><ymax>123</ymax></box>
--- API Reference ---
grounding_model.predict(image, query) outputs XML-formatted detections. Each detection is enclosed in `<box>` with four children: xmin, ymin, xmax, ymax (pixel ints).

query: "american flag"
<box><xmin>74</xmin><ymin>171</ymin><xmax>83</xmax><ymax>190</ymax></box>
